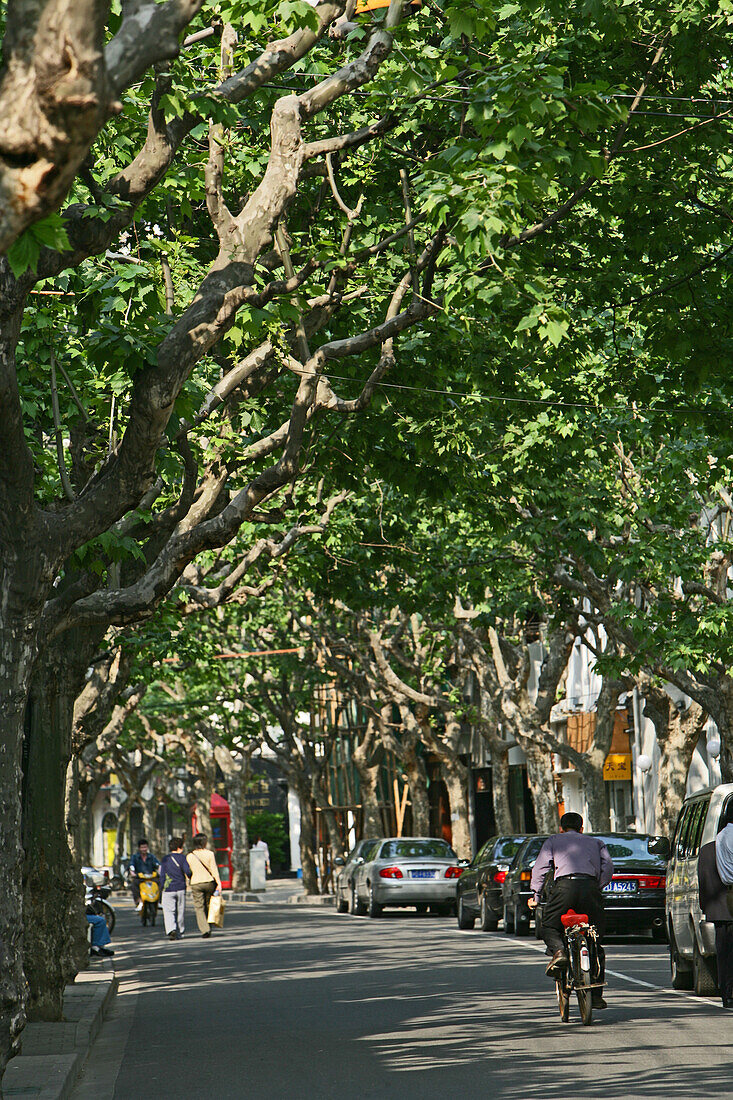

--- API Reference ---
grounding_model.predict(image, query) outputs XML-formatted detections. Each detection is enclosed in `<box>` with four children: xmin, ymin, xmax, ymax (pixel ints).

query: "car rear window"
<box><xmin>595</xmin><ymin>836</ymin><xmax>666</xmax><ymax>868</ymax></box>
<box><xmin>492</xmin><ymin>837</ymin><xmax>525</xmax><ymax>862</ymax></box>
<box><xmin>379</xmin><ymin>840</ymin><xmax>456</xmax><ymax>859</ymax></box>
<box><xmin>517</xmin><ymin>838</ymin><xmax>545</xmax><ymax>865</ymax></box>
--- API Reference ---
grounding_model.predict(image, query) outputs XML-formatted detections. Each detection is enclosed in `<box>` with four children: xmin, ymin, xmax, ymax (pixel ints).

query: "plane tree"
<box><xmin>1</xmin><ymin>0</ymin><xmax>729</xmax><ymax>1069</ymax></box>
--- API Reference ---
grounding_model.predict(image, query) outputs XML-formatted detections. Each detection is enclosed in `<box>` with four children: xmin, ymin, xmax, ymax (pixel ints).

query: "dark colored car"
<box><xmin>456</xmin><ymin>835</ymin><xmax>533</xmax><ymax>931</ymax></box>
<box><xmin>530</xmin><ymin>831</ymin><xmax>668</xmax><ymax>942</ymax></box>
<box><xmin>334</xmin><ymin>840</ymin><xmax>380</xmax><ymax>913</ymax></box>
<box><xmin>502</xmin><ymin>835</ymin><xmax>548</xmax><ymax>936</ymax></box>
<box><xmin>595</xmin><ymin>833</ymin><xmax>668</xmax><ymax>940</ymax></box>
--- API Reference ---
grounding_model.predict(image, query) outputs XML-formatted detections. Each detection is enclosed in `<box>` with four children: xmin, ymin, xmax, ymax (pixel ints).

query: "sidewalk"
<box><xmin>228</xmin><ymin>877</ymin><xmax>335</xmax><ymax>906</ymax></box>
<box><xmin>2</xmin><ymin>962</ymin><xmax>117</xmax><ymax>1100</ymax></box>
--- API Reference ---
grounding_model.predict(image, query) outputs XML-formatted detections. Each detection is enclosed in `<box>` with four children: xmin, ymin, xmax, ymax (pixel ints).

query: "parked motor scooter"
<box><xmin>138</xmin><ymin>872</ymin><xmax>161</xmax><ymax>926</ymax></box>
<box><xmin>84</xmin><ymin>876</ymin><xmax>116</xmax><ymax>934</ymax></box>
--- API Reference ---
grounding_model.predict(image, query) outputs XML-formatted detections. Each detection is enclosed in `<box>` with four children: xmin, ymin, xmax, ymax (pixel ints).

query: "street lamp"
<box><xmin>636</xmin><ymin>753</ymin><xmax>652</xmax><ymax>832</ymax></box>
<box><xmin>706</xmin><ymin>735</ymin><xmax>721</xmax><ymax>759</ymax></box>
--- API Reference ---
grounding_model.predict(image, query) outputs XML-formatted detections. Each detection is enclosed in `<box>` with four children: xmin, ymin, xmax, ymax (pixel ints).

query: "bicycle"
<box><xmin>555</xmin><ymin>909</ymin><xmax>604</xmax><ymax>1026</ymax></box>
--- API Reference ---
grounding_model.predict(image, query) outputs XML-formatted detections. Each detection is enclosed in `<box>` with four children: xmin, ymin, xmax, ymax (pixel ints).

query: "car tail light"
<box><xmin>444</xmin><ymin>866</ymin><xmax>463</xmax><ymax>878</ymax></box>
<box><xmin>519</xmin><ymin>870</ymin><xmax>532</xmax><ymax>882</ymax></box>
<box><xmin>103</xmin><ymin>870</ymin><xmax>110</xmax><ymax>881</ymax></box>
<box><xmin>379</xmin><ymin>866</ymin><xmax>404</xmax><ymax>879</ymax></box>
<box><xmin>637</xmin><ymin>875</ymin><xmax>665</xmax><ymax>889</ymax></box>
<box><xmin>493</xmin><ymin>870</ymin><xmax>507</xmax><ymax>884</ymax></box>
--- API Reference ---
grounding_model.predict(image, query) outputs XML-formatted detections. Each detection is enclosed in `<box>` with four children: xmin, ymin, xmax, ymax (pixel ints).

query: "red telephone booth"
<box><xmin>192</xmin><ymin>793</ymin><xmax>233</xmax><ymax>889</ymax></box>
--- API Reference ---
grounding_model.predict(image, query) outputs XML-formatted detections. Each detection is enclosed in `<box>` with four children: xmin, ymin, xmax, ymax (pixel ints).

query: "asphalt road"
<box><xmin>72</xmin><ymin>898</ymin><xmax>733</xmax><ymax>1099</ymax></box>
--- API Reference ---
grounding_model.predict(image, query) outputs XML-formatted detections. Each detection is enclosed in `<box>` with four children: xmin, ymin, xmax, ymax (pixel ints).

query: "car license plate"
<box><xmin>604</xmin><ymin>880</ymin><xmax>637</xmax><ymax>894</ymax></box>
<box><xmin>411</xmin><ymin>870</ymin><xmax>436</xmax><ymax>879</ymax></box>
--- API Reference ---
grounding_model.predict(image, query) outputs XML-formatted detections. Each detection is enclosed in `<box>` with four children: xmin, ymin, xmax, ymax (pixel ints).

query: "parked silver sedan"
<box><xmin>351</xmin><ymin>837</ymin><xmax>463</xmax><ymax>917</ymax></box>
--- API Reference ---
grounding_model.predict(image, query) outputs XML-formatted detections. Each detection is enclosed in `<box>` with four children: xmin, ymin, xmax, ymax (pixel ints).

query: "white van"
<box><xmin>662</xmin><ymin>783</ymin><xmax>733</xmax><ymax>995</ymax></box>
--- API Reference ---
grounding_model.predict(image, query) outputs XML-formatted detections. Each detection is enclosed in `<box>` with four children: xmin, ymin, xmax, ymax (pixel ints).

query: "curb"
<box><xmin>287</xmin><ymin>894</ymin><xmax>336</xmax><ymax>907</ymax></box>
<box><xmin>2</xmin><ymin>962</ymin><xmax>117</xmax><ymax>1099</ymax></box>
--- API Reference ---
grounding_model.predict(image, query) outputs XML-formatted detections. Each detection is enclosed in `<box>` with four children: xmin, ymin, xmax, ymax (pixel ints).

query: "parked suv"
<box><xmin>664</xmin><ymin>783</ymin><xmax>733</xmax><ymax>996</ymax></box>
<box><xmin>456</xmin><ymin>835</ymin><xmax>531</xmax><ymax>932</ymax></box>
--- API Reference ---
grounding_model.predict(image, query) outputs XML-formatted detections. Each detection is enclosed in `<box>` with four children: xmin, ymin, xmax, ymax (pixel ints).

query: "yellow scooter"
<box><xmin>138</xmin><ymin>872</ymin><xmax>161</xmax><ymax>927</ymax></box>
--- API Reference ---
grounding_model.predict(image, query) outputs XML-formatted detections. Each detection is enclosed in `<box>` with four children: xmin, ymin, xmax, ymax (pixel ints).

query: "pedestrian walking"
<box><xmin>699</xmin><ymin>821</ymin><xmax>733</xmax><ymax>1008</ymax></box>
<box><xmin>158</xmin><ymin>836</ymin><xmax>191</xmax><ymax>941</ymax></box>
<box><xmin>252</xmin><ymin>835</ymin><xmax>271</xmax><ymax>876</ymax></box>
<box><xmin>188</xmin><ymin>832</ymin><xmax>222</xmax><ymax>938</ymax></box>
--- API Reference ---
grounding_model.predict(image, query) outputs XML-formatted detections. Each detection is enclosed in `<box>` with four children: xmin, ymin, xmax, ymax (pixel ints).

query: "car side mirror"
<box><xmin>353</xmin><ymin>856</ymin><xmax>364</xmax><ymax>865</ymax></box>
<box><xmin>648</xmin><ymin>836</ymin><xmax>671</xmax><ymax>860</ymax></box>
<box><xmin>333</xmin><ymin>856</ymin><xmax>345</xmax><ymax>867</ymax></box>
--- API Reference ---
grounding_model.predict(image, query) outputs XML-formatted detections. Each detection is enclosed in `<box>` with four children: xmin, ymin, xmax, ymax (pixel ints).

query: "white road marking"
<box><xmin>454</xmin><ymin>929</ymin><xmax>728</xmax><ymax>1010</ymax></box>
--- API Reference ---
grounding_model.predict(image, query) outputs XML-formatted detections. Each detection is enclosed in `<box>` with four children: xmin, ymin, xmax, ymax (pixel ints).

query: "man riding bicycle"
<box><xmin>529</xmin><ymin>812</ymin><xmax>614</xmax><ymax>1009</ymax></box>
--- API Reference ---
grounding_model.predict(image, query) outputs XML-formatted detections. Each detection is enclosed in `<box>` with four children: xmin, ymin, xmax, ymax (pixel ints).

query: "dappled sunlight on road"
<box><xmin>102</xmin><ymin>900</ymin><xmax>733</xmax><ymax>1099</ymax></box>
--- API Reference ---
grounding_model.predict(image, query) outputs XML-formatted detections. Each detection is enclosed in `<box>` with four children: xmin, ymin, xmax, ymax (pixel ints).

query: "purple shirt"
<box><xmin>530</xmin><ymin>832</ymin><xmax>614</xmax><ymax>898</ymax></box>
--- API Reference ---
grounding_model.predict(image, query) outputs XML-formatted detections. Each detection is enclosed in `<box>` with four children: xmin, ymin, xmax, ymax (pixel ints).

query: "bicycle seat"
<box><xmin>561</xmin><ymin>909</ymin><xmax>589</xmax><ymax>927</ymax></box>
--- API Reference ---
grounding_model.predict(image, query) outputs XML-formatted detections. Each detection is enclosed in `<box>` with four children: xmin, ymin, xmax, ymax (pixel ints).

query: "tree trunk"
<box><xmin>401</xmin><ymin>739</ymin><xmax>430</xmax><ymax>835</ymax></box>
<box><xmin>228</xmin><ymin>779</ymin><xmax>250</xmax><ymax>892</ymax></box>
<box><xmin>523</xmin><ymin>744</ymin><xmax>559</xmax><ymax>833</ymax></box>
<box><xmin>579</xmin><ymin>757</ymin><xmax>611</xmax><ymax>832</ymax></box>
<box><xmin>22</xmin><ymin>648</ymin><xmax>87</xmax><ymax>1022</ymax></box>
<box><xmin>65</xmin><ymin>756</ymin><xmax>81</xmax><ymax>865</ymax></box>
<box><xmin>646</xmin><ymin>691</ymin><xmax>707</xmax><ymax>838</ymax></box>
<box><xmin>316</xmin><ymin>777</ymin><xmax>345</xmax><ymax>862</ymax></box>
<box><xmin>355</xmin><ymin>760</ymin><xmax>383</xmax><ymax>838</ymax></box>
<box><xmin>713</xmin><ymin>676</ymin><xmax>733</xmax><ymax>784</ymax></box>
<box><xmin>352</xmin><ymin>717</ymin><xmax>384</xmax><ymax>839</ymax></box>
<box><xmin>193</xmin><ymin>780</ymin><xmax>214</xmax><ymax>840</ymax></box>
<box><xmin>112</xmin><ymin>799</ymin><xmax>131</xmax><ymax>877</ymax></box>
<box><xmin>441</xmin><ymin>757</ymin><xmax>471</xmax><ymax>859</ymax></box>
<box><xmin>296</xmin><ymin>785</ymin><xmax>319</xmax><ymax>894</ymax></box>
<box><xmin>490</xmin><ymin>743</ymin><xmax>513</xmax><ymax>835</ymax></box>
<box><xmin>0</xmin><ymin>613</ymin><xmax>39</xmax><ymax>1069</ymax></box>
<box><xmin>141</xmin><ymin>797</ymin><xmax>157</xmax><ymax>847</ymax></box>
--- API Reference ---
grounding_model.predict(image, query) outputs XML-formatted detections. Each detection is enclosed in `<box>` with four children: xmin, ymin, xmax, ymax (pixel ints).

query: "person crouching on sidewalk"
<box><xmin>159</xmin><ymin>836</ymin><xmax>191</xmax><ymax>940</ymax></box>
<box><xmin>188</xmin><ymin>832</ymin><xmax>222</xmax><ymax>938</ymax></box>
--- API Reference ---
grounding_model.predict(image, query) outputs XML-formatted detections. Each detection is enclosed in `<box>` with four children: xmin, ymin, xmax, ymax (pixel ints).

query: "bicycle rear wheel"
<box><xmin>572</xmin><ymin>936</ymin><xmax>593</xmax><ymax>1026</ymax></box>
<box><xmin>576</xmin><ymin>986</ymin><xmax>593</xmax><ymax>1026</ymax></box>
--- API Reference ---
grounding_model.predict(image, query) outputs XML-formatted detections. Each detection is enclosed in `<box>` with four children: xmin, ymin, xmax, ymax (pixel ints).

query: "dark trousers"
<box><xmin>131</xmin><ymin>880</ymin><xmax>140</xmax><ymax>905</ymax></box>
<box><xmin>715</xmin><ymin>922</ymin><xmax>733</xmax><ymax>1003</ymax></box>
<box><xmin>542</xmin><ymin>877</ymin><xmax>606</xmax><ymax>954</ymax></box>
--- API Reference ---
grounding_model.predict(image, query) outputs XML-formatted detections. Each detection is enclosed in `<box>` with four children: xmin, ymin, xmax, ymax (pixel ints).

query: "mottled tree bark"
<box><xmin>645</xmin><ymin>688</ymin><xmax>708</xmax><ymax>838</ymax></box>
<box><xmin>22</xmin><ymin>641</ymin><xmax>90</xmax><ymax>1022</ymax></box>
<box><xmin>523</xmin><ymin>745</ymin><xmax>560</xmax><ymax>833</ymax></box>
<box><xmin>399</xmin><ymin>738</ymin><xmax>430</xmax><ymax>836</ymax></box>
<box><xmin>296</xmin><ymin>785</ymin><xmax>319</xmax><ymax>895</ymax></box>
<box><xmin>352</xmin><ymin>716</ymin><xmax>384</xmax><ymax>839</ymax></box>
<box><xmin>441</xmin><ymin>756</ymin><xmax>471</xmax><ymax>859</ymax></box>
<box><xmin>490</xmin><ymin>743</ymin><xmax>514</xmax><ymax>836</ymax></box>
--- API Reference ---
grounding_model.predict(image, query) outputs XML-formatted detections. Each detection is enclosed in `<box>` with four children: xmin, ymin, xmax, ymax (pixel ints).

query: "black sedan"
<box><xmin>501</xmin><ymin>835</ymin><xmax>548</xmax><ymax>936</ymax></box>
<box><xmin>334</xmin><ymin>839</ymin><xmax>380</xmax><ymax>913</ymax></box>
<box><xmin>529</xmin><ymin>832</ymin><xmax>667</xmax><ymax>941</ymax></box>
<box><xmin>456</xmin><ymin>835</ymin><xmax>532</xmax><ymax>931</ymax></box>
<box><xmin>595</xmin><ymin>833</ymin><xmax>667</xmax><ymax>940</ymax></box>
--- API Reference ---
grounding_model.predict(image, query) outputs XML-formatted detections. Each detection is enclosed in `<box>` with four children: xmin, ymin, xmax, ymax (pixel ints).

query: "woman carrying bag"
<box><xmin>188</xmin><ymin>832</ymin><xmax>222</xmax><ymax>938</ymax></box>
